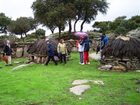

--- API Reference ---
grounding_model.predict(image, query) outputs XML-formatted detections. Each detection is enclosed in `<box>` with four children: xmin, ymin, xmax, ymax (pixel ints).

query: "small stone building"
<box><xmin>101</xmin><ymin>36</ymin><xmax>140</xmax><ymax>71</ymax></box>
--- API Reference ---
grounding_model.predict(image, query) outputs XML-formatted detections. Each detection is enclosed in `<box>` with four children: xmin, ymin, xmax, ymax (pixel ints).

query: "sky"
<box><xmin>0</xmin><ymin>0</ymin><xmax>140</xmax><ymax>35</ymax></box>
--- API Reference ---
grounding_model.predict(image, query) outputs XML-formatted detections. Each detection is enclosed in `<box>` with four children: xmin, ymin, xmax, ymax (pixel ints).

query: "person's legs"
<box><xmin>87</xmin><ymin>52</ymin><xmax>90</xmax><ymax>64</ymax></box>
<box><xmin>61</xmin><ymin>54</ymin><xmax>66</xmax><ymax>64</ymax></box>
<box><xmin>59</xmin><ymin>53</ymin><xmax>63</xmax><ymax>63</ymax></box>
<box><xmin>45</xmin><ymin>56</ymin><xmax>51</xmax><ymax>65</ymax></box>
<box><xmin>84</xmin><ymin>51</ymin><xmax>87</xmax><ymax>64</ymax></box>
<box><xmin>79</xmin><ymin>52</ymin><xmax>83</xmax><ymax>63</ymax></box>
<box><xmin>63</xmin><ymin>54</ymin><xmax>66</xmax><ymax>64</ymax></box>
<box><xmin>84</xmin><ymin>51</ymin><xmax>89</xmax><ymax>64</ymax></box>
<box><xmin>51</xmin><ymin>56</ymin><xmax>57</xmax><ymax>65</ymax></box>
<box><xmin>8</xmin><ymin>56</ymin><xmax>12</xmax><ymax>65</ymax></box>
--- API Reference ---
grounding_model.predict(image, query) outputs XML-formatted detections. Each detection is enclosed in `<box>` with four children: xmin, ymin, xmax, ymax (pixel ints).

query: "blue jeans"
<box><xmin>79</xmin><ymin>52</ymin><xmax>83</xmax><ymax>63</ymax></box>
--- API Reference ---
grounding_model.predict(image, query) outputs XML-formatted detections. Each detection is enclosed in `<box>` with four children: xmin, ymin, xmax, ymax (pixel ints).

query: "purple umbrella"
<box><xmin>74</xmin><ymin>32</ymin><xmax>88</xmax><ymax>38</ymax></box>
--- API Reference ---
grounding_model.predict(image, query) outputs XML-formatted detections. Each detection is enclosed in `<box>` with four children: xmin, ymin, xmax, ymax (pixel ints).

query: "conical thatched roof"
<box><xmin>27</xmin><ymin>39</ymin><xmax>73</xmax><ymax>56</ymax></box>
<box><xmin>27</xmin><ymin>39</ymin><xmax>58</xmax><ymax>56</ymax></box>
<box><xmin>0</xmin><ymin>40</ymin><xmax>17</xmax><ymax>48</ymax></box>
<box><xmin>101</xmin><ymin>36</ymin><xmax>140</xmax><ymax>59</ymax></box>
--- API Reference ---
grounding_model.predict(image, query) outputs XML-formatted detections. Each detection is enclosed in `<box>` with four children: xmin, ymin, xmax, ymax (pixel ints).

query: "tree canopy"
<box><xmin>8</xmin><ymin>17</ymin><xmax>37</xmax><ymax>39</ymax></box>
<box><xmin>32</xmin><ymin>0</ymin><xmax>109</xmax><ymax>38</ymax></box>
<box><xmin>93</xmin><ymin>15</ymin><xmax>140</xmax><ymax>35</ymax></box>
<box><xmin>0</xmin><ymin>13</ymin><xmax>11</xmax><ymax>34</ymax></box>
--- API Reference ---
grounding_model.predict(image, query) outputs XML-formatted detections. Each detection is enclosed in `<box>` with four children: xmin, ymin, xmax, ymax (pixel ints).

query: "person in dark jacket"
<box><xmin>45</xmin><ymin>41</ymin><xmax>57</xmax><ymax>65</ymax></box>
<box><xmin>3</xmin><ymin>40</ymin><xmax>13</xmax><ymax>66</ymax></box>
<box><xmin>100</xmin><ymin>33</ymin><xmax>109</xmax><ymax>49</ymax></box>
<box><xmin>80</xmin><ymin>36</ymin><xmax>92</xmax><ymax>64</ymax></box>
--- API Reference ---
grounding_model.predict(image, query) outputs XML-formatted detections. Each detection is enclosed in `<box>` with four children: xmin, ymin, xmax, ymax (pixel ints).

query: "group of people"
<box><xmin>77</xmin><ymin>36</ymin><xmax>92</xmax><ymax>65</ymax></box>
<box><xmin>77</xmin><ymin>33</ymin><xmax>109</xmax><ymax>64</ymax></box>
<box><xmin>1</xmin><ymin>33</ymin><xmax>109</xmax><ymax>67</ymax></box>
<box><xmin>45</xmin><ymin>39</ymin><xmax>68</xmax><ymax>65</ymax></box>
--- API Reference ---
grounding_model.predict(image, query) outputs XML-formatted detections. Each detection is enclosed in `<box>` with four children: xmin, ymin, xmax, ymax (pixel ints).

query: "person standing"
<box><xmin>3</xmin><ymin>40</ymin><xmax>13</xmax><ymax>66</ymax></box>
<box><xmin>57</xmin><ymin>39</ymin><xmax>67</xmax><ymax>64</ymax></box>
<box><xmin>100</xmin><ymin>33</ymin><xmax>109</xmax><ymax>49</ymax></box>
<box><xmin>45</xmin><ymin>41</ymin><xmax>57</xmax><ymax>65</ymax></box>
<box><xmin>77</xmin><ymin>39</ymin><xmax>84</xmax><ymax>65</ymax></box>
<box><xmin>81</xmin><ymin>36</ymin><xmax>92</xmax><ymax>65</ymax></box>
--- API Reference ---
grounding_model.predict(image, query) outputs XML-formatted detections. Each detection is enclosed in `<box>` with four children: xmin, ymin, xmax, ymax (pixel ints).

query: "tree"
<box><xmin>74</xmin><ymin>0</ymin><xmax>108</xmax><ymax>32</ymax></box>
<box><xmin>129</xmin><ymin>15</ymin><xmax>140</xmax><ymax>27</ymax></box>
<box><xmin>35</xmin><ymin>28</ymin><xmax>45</xmax><ymax>39</ymax></box>
<box><xmin>92</xmin><ymin>15</ymin><xmax>140</xmax><ymax>35</ymax></box>
<box><xmin>8</xmin><ymin>17</ymin><xmax>35</xmax><ymax>40</ymax></box>
<box><xmin>0</xmin><ymin>13</ymin><xmax>11</xmax><ymax>34</ymax></box>
<box><xmin>32</xmin><ymin>0</ymin><xmax>68</xmax><ymax>38</ymax></box>
<box><xmin>93</xmin><ymin>21</ymin><xmax>111</xmax><ymax>33</ymax></box>
<box><xmin>32</xmin><ymin>0</ymin><xmax>108</xmax><ymax>37</ymax></box>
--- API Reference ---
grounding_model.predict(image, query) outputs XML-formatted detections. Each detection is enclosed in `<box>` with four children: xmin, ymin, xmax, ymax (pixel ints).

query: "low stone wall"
<box><xmin>101</xmin><ymin>57</ymin><xmax>140</xmax><ymax>71</ymax></box>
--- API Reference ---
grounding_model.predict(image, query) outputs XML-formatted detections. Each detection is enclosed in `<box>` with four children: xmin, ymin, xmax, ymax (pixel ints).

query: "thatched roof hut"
<box><xmin>100</xmin><ymin>36</ymin><xmax>140</xmax><ymax>70</ymax></box>
<box><xmin>102</xmin><ymin>36</ymin><xmax>140</xmax><ymax>59</ymax></box>
<box><xmin>27</xmin><ymin>39</ymin><xmax>73</xmax><ymax>56</ymax></box>
<box><xmin>27</xmin><ymin>39</ymin><xmax>58</xmax><ymax>56</ymax></box>
<box><xmin>0</xmin><ymin>40</ymin><xmax>17</xmax><ymax>48</ymax></box>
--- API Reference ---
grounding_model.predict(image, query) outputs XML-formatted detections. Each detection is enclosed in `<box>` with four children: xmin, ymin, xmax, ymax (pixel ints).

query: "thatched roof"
<box><xmin>0</xmin><ymin>40</ymin><xmax>17</xmax><ymax>48</ymax></box>
<box><xmin>27</xmin><ymin>39</ymin><xmax>72</xmax><ymax>56</ymax></box>
<box><xmin>101</xmin><ymin>36</ymin><xmax>140</xmax><ymax>59</ymax></box>
<box><xmin>27</xmin><ymin>39</ymin><xmax>58</xmax><ymax>56</ymax></box>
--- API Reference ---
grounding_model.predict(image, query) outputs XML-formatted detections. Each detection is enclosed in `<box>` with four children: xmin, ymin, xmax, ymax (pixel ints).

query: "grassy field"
<box><xmin>0</xmin><ymin>53</ymin><xmax>140</xmax><ymax>105</ymax></box>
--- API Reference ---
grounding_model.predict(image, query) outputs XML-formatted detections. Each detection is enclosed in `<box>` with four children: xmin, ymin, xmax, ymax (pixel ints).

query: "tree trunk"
<box><xmin>68</xmin><ymin>19</ymin><xmax>72</xmax><ymax>35</ymax></box>
<box><xmin>51</xmin><ymin>29</ymin><xmax>54</xmax><ymax>34</ymax></box>
<box><xmin>80</xmin><ymin>19</ymin><xmax>86</xmax><ymax>32</ymax></box>
<box><xmin>21</xmin><ymin>33</ymin><xmax>25</xmax><ymax>57</ymax></box>
<box><xmin>58</xmin><ymin>26</ymin><xmax>61</xmax><ymax>39</ymax></box>
<box><xmin>21</xmin><ymin>34</ymin><xmax>23</xmax><ymax>39</ymax></box>
<box><xmin>25</xmin><ymin>33</ymin><xmax>27</xmax><ymax>37</ymax></box>
<box><xmin>74</xmin><ymin>18</ymin><xmax>79</xmax><ymax>32</ymax></box>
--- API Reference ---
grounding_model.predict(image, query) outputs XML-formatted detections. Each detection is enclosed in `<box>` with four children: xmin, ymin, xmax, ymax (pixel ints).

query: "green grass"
<box><xmin>0</xmin><ymin>53</ymin><xmax>140</xmax><ymax>105</ymax></box>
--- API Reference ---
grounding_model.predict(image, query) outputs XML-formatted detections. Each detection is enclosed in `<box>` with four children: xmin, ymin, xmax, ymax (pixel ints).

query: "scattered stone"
<box><xmin>89</xmin><ymin>52</ymin><xmax>101</xmax><ymax>60</ymax></box>
<box><xmin>72</xmin><ymin>80</ymin><xmax>104</xmax><ymax>86</ymax></box>
<box><xmin>72</xmin><ymin>80</ymin><xmax>90</xmax><ymax>85</ymax></box>
<box><xmin>136</xmin><ymin>87</ymin><xmax>140</xmax><ymax>93</ymax></box>
<box><xmin>136</xmin><ymin>70</ymin><xmax>140</xmax><ymax>72</ymax></box>
<box><xmin>135</xmin><ymin>80</ymin><xmax>140</xmax><ymax>85</ymax></box>
<box><xmin>70</xmin><ymin>85</ymin><xmax>90</xmax><ymax>95</ymax></box>
<box><xmin>13</xmin><ymin>61</ymin><xmax>24</xmax><ymax>64</ymax></box>
<box><xmin>12</xmin><ymin>62</ymin><xmax>34</xmax><ymax>71</ymax></box>
<box><xmin>112</xmin><ymin>65</ymin><xmax>126</xmax><ymax>71</ymax></box>
<box><xmin>91</xmin><ymin>80</ymin><xmax>104</xmax><ymax>85</ymax></box>
<box><xmin>98</xmin><ymin>65</ymin><xmax>112</xmax><ymax>70</ymax></box>
<box><xmin>79</xmin><ymin>97</ymin><xmax>82</xmax><ymax>100</ymax></box>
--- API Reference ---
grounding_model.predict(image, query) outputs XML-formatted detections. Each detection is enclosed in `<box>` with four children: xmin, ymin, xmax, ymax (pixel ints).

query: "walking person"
<box><xmin>3</xmin><ymin>40</ymin><xmax>13</xmax><ymax>66</ymax></box>
<box><xmin>45</xmin><ymin>41</ymin><xmax>57</xmax><ymax>65</ymax></box>
<box><xmin>57</xmin><ymin>39</ymin><xmax>67</xmax><ymax>64</ymax></box>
